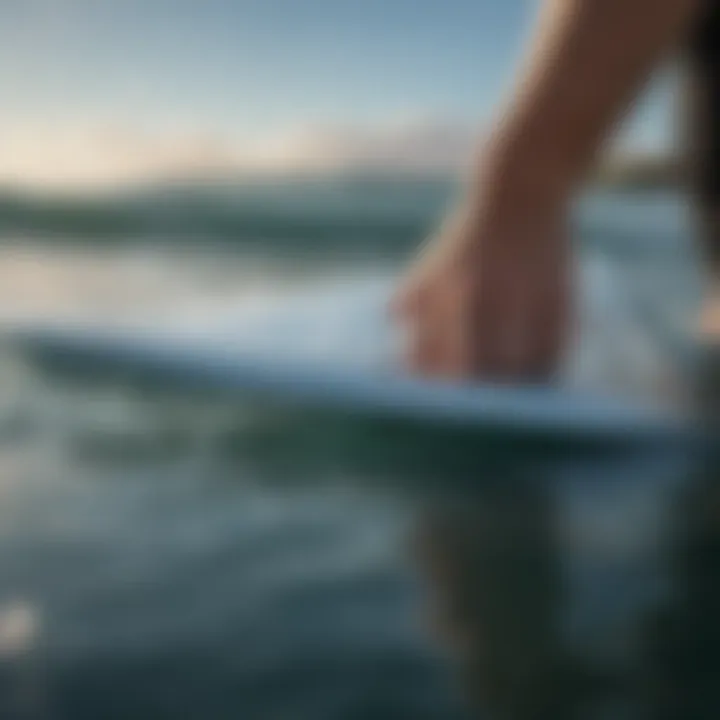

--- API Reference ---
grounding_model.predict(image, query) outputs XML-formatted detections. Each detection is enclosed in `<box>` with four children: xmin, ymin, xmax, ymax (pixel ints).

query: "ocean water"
<box><xmin>0</xmin><ymin>179</ymin><xmax>712</xmax><ymax>719</ymax></box>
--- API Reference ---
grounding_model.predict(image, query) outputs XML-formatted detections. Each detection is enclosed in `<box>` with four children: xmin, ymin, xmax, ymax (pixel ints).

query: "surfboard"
<box><xmin>0</xmin><ymin>276</ymin><xmax>690</xmax><ymax>447</ymax></box>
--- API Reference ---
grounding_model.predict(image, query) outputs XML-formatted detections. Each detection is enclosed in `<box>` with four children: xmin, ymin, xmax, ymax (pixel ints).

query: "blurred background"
<box><xmin>0</xmin><ymin>1</ymin><xmax>708</xmax><ymax>718</ymax></box>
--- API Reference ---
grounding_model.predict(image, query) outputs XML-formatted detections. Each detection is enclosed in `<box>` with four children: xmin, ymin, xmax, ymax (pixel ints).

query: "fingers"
<box><xmin>401</xmin><ymin>283</ymin><xmax>451</xmax><ymax>377</ymax></box>
<box><xmin>397</xmin><ymin>290</ymin><xmax>567</xmax><ymax>383</ymax></box>
<box><xmin>393</xmin><ymin>243</ymin><xmax>570</xmax><ymax>382</ymax></box>
<box><xmin>406</xmin><ymin>285</ymin><xmax>441</xmax><ymax>375</ymax></box>
<box><xmin>395</xmin><ymin>267</ymin><xmax>515</xmax><ymax>381</ymax></box>
<box><xmin>517</xmin><ymin>245</ymin><xmax>571</xmax><ymax>381</ymax></box>
<box><xmin>464</xmin><ymin>258</ymin><xmax>521</xmax><ymax>380</ymax></box>
<box><xmin>524</xmin><ymin>267</ymin><xmax>570</xmax><ymax>381</ymax></box>
<box><xmin>470</xmin><ymin>241</ymin><xmax>569</xmax><ymax>382</ymax></box>
<box><xmin>394</xmin><ymin>265</ymin><xmax>458</xmax><ymax>377</ymax></box>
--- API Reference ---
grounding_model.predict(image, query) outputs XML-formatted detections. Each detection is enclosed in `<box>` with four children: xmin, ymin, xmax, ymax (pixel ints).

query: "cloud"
<box><xmin>0</xmin><ymin>123</ymin><xmax>242</xmax><ymax>189</ymax></box>
<box><xmin>0</xmin><ymin>118</ymin><xmax>477</xmax><ymax>190</ymax></box>
<box><xmin>249</xmin><ymin>120</ymin><xmax>477</xmax><ymax>174</ymax></box>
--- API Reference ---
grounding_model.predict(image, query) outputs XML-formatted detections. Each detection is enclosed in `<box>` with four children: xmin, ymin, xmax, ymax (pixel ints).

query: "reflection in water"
<box><xmin>0</xmin><ymin>374</ymin><xmax>710</xmax><ymax>719</ymax></box>
<box><xmin>410</xmin><ymin>429</ymin><xmax>714</xmax><ymax>719</ymax></box>
<box><xmin>639</xmin><ymin>355</ymin><xmax>720</xmax><ymax>720</ymax></box>
<box><xmin>415</xmin><ymin>480</ymin><xmax>570</xmax><ymax>719</ymax></box>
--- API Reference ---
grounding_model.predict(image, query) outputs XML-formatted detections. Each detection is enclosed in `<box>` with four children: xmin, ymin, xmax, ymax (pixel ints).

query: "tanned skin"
<box><xmin>394</xmin><ymin>0</ymin><xmax>708</xmax><ymax>381</ymax></box>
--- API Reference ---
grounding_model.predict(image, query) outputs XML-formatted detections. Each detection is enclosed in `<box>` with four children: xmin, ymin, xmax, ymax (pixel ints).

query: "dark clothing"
<box><xmin>689</xmin><ymin>3</ymin><xmax>720</xmax><ymax>268</ymax></box>
<box><xmin>689</xmin><ymin>5</ymin><xmax>720</xmax><ymax>200</ymax></box>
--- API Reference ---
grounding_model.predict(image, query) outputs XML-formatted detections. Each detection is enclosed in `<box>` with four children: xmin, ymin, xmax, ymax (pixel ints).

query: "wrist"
<box><xmin>467</xmin><ymin>115</ymin><xmax>585</xmax><ymax>217</ymax></box>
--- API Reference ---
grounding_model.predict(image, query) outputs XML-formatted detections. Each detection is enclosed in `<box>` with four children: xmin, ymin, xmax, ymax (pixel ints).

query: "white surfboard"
<box><xmin>1</xmin><ymin>275</ymin><xmax>690</xmax><ymax>446</ymax></box>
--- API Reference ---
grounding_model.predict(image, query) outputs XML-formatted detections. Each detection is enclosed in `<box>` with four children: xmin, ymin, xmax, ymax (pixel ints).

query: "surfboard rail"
<box><xmin>2</xmin><ymin>322</ymin><xmax>691</xmax><ymax>449</ymax></box>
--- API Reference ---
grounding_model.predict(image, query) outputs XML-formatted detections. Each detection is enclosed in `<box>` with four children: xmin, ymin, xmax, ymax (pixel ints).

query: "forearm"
<box><xmin>480</xmin><ymin>0</ymin><xmax>701</xmax><ymax>205</ymax></box>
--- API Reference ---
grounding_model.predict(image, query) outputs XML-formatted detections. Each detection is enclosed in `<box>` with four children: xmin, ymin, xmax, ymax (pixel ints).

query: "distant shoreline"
<box><xmin>0</xmin><ymin>155</ymin><xmax>684</xmax><ymax>198</ymax></box>
<box><xmin>593</xmin><ymin>155</ymin><xmax>683</xmax><ymax>192</ymax></box>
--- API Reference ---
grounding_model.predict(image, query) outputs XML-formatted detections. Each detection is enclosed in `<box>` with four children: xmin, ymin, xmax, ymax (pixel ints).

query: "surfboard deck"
<box><xmin>0</xmin><ymin>277</ymin><xmax>688</xmax><ymax>448</ymax></box>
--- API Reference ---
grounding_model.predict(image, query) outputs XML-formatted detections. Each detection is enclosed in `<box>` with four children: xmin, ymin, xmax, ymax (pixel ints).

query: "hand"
<box><xmin>699</xmin><ymin>284</ymin><xmax>720</xmax><ymax>339</ymax></box>
<box><xmin>393</xmin><ymin>189</ymin><xmax>571</xmax><ymax>382</ymax></box>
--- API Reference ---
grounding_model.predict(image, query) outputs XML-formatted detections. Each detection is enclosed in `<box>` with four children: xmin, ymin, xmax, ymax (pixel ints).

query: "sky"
<box><xmin>1</xmin><ymin>0</ymin><xmax>676</xmax><ymax>187</ymax></box>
